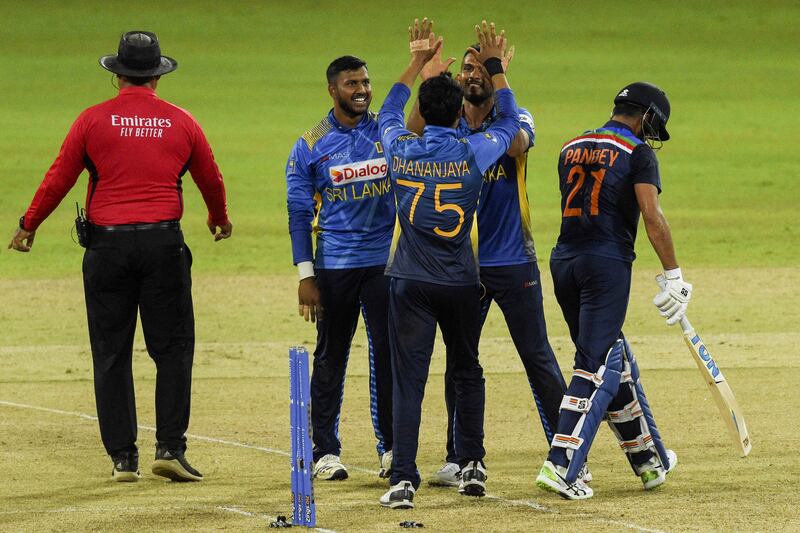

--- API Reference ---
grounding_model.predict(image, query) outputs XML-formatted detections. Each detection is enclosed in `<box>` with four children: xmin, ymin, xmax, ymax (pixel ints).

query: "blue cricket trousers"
<box><xmin>389</xmin><ymin>277</ymin><xmax>485</xmax><ymax>488</ymax></box>
<box><xmin>548</xmin><ymin>254</ymin><xmax>652</xmax><ymax>467</ymax></box>
<box><xmin>443</xmin><ymin>261</ymin><xmax>565</xmax><ymax>463</ymax></box>
<box><xmin>311</xmin><ymin>266</ymin><xmax>393</xmax><ymax>461</ymax></box>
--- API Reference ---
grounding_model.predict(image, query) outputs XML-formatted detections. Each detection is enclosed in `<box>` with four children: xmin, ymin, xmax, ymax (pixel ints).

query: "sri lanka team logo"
<box><xmin>329</xmin><ymin>158</ymin><xmax>388</xmax><ymax>184</ymax></box>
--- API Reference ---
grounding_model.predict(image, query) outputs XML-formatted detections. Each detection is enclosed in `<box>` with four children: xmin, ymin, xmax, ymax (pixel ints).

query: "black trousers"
<box><xmin>311</xmin><ymin>266</ymin><xmax>393</xmax><ymax>461</ymax></box>
<box><xmin>389</xmin><ymin>278</ymin><xmax>485</xmax><ymax>488</ymax></box>
<box><xmin>443</xmin><ymin>262</ymin><xmax>565</xmax><ymax>463</ymax></box>
<box><xmin>82</xmin><ymin>226</ymin><xmax>194</xmax><ymax>457</ymax></box>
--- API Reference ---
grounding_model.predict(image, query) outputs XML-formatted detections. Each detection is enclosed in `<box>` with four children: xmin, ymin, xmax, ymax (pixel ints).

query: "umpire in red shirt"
<box><xmin>8</xmin><ymin>31</ymin><xmax>232</xmax><ymax>483</ymax></box>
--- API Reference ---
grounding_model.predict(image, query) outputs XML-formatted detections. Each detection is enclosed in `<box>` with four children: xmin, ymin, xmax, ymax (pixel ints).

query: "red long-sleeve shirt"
<box><xmin>23</xmin><ymin>86</ymin><xmax>228</xmax><ymax>230</ymax></box>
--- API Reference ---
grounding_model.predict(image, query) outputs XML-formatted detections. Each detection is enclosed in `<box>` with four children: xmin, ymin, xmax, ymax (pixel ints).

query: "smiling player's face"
<box><xmin>460</xmin><ymin>54</ymin><xmax>493</xmax><ymax>105</ymax></box>
<box><xmin>329</xmin><ymin>67</ymin><xmax>372</xmax><ymax>118</ymax></box>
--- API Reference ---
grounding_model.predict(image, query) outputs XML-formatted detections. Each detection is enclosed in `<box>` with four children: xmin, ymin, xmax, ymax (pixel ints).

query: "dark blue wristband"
<box><xmin>483</xmin><ymin>57</ymin><xmax>503</xmax><ymax>76</ymax></box>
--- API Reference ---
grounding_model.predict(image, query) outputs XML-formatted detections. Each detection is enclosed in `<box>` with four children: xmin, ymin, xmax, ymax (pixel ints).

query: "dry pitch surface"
<box><xmin>1</xmin><ymin>268</ymin><xmax>798</xmax><ymax>532</ymax></box>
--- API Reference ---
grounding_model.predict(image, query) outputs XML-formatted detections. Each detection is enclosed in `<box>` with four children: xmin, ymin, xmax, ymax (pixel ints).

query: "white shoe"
<box><xmin>428</xmin><ymin>462</ymin><xmax>461</xmax><ymax>487</ymax></box>
<box><xmin>379</xmin><ymin>450</ymin><xmax>393</xmax><ymax>479</ymax></box>
<box><xmin>536</xmin><ymin>460</ymin><xmax>593</xmax><ymax>500</ymax></box>
<box><xmin>636</xmin><ymin>449</ymin><xmax>677</xmax><ymax>490</ymax></box>
<box><xmin>578</xmin><ymin>462</ymin><xmax>593</xmax><ymax>483</ymax></box>
<box><xmin>379</xmin><ymin>480</ymin><xmax>415</xmax><ymax>509</ymax></box>
<box><xmin>458</xmin><ymin>460</ymin><xmax>487</xmax><ymax>497</ymax></box>
<box><xmin>313</xmin><ymin>454</ymin><xmax>348</xmax><ymax>481</ymax></box>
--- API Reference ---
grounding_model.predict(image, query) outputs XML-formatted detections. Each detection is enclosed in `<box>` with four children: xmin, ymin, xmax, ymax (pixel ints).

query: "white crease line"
<box><xmin>0</xmin><ymin>505</ymin><xmax>194</xmax><ymax>515</ymax></box>
<box><xmin>0</xmin><ymin>504</ymin><xmax>337</xmax><ymax>532</ymax></box>
<box><xmin>1</xmin><ymin>399</ymin><xmax>665</xmax><ymax>533</ymax></box>
<box><xmin>214</xmin><ymin>507</ymin><xmax>338</xmax><ymax>533</ymax></box>
<box><xmin>484</xmin><ymin>494</ymin><xmax>554</xmax><ymax>512</ymax></box>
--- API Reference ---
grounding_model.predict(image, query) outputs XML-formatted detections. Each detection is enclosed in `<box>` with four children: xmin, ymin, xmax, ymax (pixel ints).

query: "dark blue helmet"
<box><xmin>614</xmin><ymin>82</ymin><xmax>670</xmax><ymax>141</ymax></box>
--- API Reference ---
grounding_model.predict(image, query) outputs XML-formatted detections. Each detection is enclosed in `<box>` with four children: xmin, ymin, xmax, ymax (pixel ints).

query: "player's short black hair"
<box><xmin>612</xmin><ymin>102</ymin><xmax>646</xmax><ymax>117</ymax></box>
<box><xmin>327</xmin><ymin>56</ymin><xmax>367</xmax><ymax>84</ymax></box>
<box><xmin>418</xmin><ymin>73</ymin><xmax>464</xmax><ymax>127</ymax></box>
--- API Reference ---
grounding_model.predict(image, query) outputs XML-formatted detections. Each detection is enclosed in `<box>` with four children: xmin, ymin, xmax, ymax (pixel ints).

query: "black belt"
<box><xmin>92</xmin><ymin>220</ymin><xmax>180</xmax><ymax>232</ymax></box>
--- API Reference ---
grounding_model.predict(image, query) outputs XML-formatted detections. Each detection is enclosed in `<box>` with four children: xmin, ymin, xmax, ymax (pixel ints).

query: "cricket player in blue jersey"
<box><xmin>408</xmin><ymin>44</ymin><xmax>576</xmax><ymax>487</ymax></box>
<box><xmin>535</xmin><ymin>82</ymin><xmax>692</xmax><ymax>500</ymax></box>
<box><xmin>286</xmin><ymin>56</ymin><xmax>395</xmax><ymax>481</ymax></box>
<box><xmin>377</xmin><ymin>19</ymin><xmax>520</xmax><ymax>509</ymax></box>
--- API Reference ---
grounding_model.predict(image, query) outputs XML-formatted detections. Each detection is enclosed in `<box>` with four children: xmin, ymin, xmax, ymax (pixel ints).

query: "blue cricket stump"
<box><xmin>290</xmin><ymin>346</ymin><xmax>316</xmax><ymax>528</ymax></box>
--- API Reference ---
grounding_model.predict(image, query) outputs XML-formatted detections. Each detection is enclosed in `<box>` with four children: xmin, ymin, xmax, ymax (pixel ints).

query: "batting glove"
<box><xmin>653</xmin><ymin>269</ymin><xmax>692</xmax><ymax>326</ymax></box>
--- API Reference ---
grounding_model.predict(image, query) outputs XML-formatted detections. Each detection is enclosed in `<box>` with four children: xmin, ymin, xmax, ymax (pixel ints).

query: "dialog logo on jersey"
<box><xmin>329</xmin><ymin>158</ymin><xmax>388</xmax><ymax>184</ymax></box>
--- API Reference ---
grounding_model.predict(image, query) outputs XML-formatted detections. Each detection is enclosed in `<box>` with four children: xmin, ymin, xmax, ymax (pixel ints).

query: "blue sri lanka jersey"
<box><xmin>551</xmin><ymin>120</ymin><xmax>661</xmax><ymax>263</ymax></box>
<box><xmin>379</xmin><ymin>83</ymin><xmax>520</xmax><ymax>286</ymax></box>
<box><xmin>457</xmin><ymin>106</ymin><xmax>537</xmax><ymax>266</ymax></box>
<box><xmin>286</xmin><ymin>110</ymin><xmax>396</xmax><ymax>269</ymax></box>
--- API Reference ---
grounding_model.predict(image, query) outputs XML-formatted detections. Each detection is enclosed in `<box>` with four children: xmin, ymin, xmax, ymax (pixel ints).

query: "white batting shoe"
<box><xmin>578</xmin><ymin>462</ymin><xmax>593</xmax><ymax>483</ymax></box>
<box><xmin>636</xmin><ymin>449</ymin><xmax>678</xmax><ymax>490</ymax></box>
<box><xmin>536</xmin><ymin>460</ymin><xmax>593</xmax><ymax>500</ymax></box>
<box><xmin>313</xmin><ymin>454</ymin><xmax>348</xmax><ymax>481</ymax></box>
<box><xmin>428</xmin><ymin>462</ymin><xmax>461</xmax><ymax>487</ymax></box>
<box><xmin>379</xmin><ymin>481</ymin><xmax>415</xmax><ymax>509</ymax></box>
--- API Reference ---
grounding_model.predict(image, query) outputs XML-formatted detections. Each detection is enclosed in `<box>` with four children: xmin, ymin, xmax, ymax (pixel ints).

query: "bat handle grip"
<box><xmin>679</xmin><ymin>316</ymin><xmax>693</xmax><ymax>335</ymax></box>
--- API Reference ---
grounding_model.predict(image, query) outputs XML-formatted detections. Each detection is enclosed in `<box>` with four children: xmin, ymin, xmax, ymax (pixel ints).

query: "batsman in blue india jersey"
<box><xmin>535</xmin><ymin>82</ymin><xmax>693</xmax><ymax>500</ymax></box>
<box><xmin>286</xmin><ymin>56</ymin><xmax>395</xmax><ymax>481</ymax></box>
<box><xmin>409</xmin><ymin>44</ymin><xmax>569</xmax><ymax>487</ymax></box>
<box><xmin>377</xmin><ymin>19</ymin><xmax>520</xmax><ymax>510</ymax></box>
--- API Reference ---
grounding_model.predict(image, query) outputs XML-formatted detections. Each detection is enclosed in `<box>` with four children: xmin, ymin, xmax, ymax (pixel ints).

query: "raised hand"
<box><xmin>502</xmin><ymin>45</ymin><xmax>515</xmax><ymax>73</ymax></box>
<box><xmin>467</xmin><ymin>20</ymin><xmax>507</xmax><ymax>64</ymax></box>
<box><xmin>408</xmin><ymin>17</ymin><xmax>443</xmax><ymax>65</ymax></box>
<box><xmin>420</xmin><ymin>39</ymin><xmax>456</xmax><ymax>81</ymax></box>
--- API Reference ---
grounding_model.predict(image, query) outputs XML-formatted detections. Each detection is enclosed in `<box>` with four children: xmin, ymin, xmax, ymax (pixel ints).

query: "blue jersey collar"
<box><xmin>459</xmin><ymin>105</ymin><xmax>497</xmax><ymax>133</ymax></box>
<box><xmin>327</xmin><ymin>109</ymin><xmax>373</xmax><ymax>131</ymax></box>
<box><xmin>423</xmin><ymin>124</ymin><xmax>459</xmax><ymax>138</ymax></box>
<box><xmin>604</xmin><ymin>120</ymin><xmax>637</xmax><ymax>137</ymax></box>
<box><xmin>602</xmin><ymin>120</ymin><xmax>645</xmax><ymax>144</ymax></box>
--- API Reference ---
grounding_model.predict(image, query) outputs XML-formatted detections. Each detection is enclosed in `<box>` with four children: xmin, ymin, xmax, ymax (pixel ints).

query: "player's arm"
<box><xmin>381</xmin><ymin>18</ymin><xmax>444</xmax><ymax>145</ymax></box>
<box><xmin>507</xmin><ymin>108</ymin><xmax>535</xmax><ymax>157</ymax></box>
<box><xmin>9</xmin><ymin>113</ymin><xmax>88</xmax><ymax>252</ymax></box>
<box><xmin>636</xmin><ymin>183</ymin><xmax>678</xmax><ymax>270</ymax></box>
<box><xmin>465</xmin><ymin>21</ymin><xmax>520</xmax><ymax>174</ymax></box>
<box><xmin>286</xmin><ymin>139</ymin><xmax>321</xmax><ymax>322</ymax></box>
<box><xmin>405</xmin><ymin>42</ymin><xmax>456</xmax><ymax>135</ymax></box>
<box><xmin>632</xmin><ymin>145</ymin><xmax>691</xmax><ymax>325</ymax></box>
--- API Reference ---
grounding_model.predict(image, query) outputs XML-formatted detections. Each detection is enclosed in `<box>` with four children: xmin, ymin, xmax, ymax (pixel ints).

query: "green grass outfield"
<box><xmin>1</xmin><ymin>1</ymin><xmax>799</xmax><ymax>531</ymax></box>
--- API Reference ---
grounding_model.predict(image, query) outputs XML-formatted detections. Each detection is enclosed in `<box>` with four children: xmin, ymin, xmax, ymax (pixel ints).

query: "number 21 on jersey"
<box><xmin>563</xmin><ymin>165</ymin><xmax>606</xmax><ymax>218</ymax></box>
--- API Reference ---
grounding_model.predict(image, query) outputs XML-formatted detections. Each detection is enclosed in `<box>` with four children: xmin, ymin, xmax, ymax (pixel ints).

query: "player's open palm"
<box><xmin>420</xmin><ymin>41</ymin><xmax>455</xmax><ymax>81</ymax></box>
<box><xmin>469</xmin><ymin>20</ymin><xmax>507</xmax><ymax>63</ymax></box>
<box><xmin>408</xmin><ymin>17</ymin><xmax>442</xmax><ymax>65</ymax></box>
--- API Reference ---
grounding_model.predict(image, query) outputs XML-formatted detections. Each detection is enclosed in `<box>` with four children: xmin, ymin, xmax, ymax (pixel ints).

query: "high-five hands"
<box><xmin>408</xmin><ymin>18</ymin><xmax>443</xmax><ymax>65</ymax></box>
<box><xmin>420</xmin><ymin>39</ymin><xmax>456</xmax><ymax>81</ymax></box>
<box><xmin>467</xmin><ymin>20</ymin><xmax>507</xmax><ymax>65</ymax></box>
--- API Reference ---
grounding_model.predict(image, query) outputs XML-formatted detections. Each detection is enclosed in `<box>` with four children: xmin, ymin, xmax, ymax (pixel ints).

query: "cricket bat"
<box><xmin>680</xmin><ymin>316</ymin><xmax>752</xmax><ymax>457</ymax></box>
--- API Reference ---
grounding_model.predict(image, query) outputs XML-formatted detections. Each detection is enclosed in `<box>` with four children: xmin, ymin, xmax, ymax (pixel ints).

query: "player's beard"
<box><xmin>463</xmin><ymin>83</ymin><xmax>493</xmax><ymax>105</ymax></box>
<box><xmin>336</xmin><ymin>94</ymin><xmax>371</xmax><ymax>118</ymax></box>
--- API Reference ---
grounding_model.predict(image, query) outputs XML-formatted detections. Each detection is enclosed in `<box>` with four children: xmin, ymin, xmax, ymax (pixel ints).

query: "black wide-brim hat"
<box><xmin>99</xmin><ymin>30</ymin><xmax>177</xmax><ymax>77</ymax></box>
